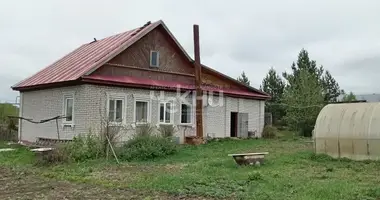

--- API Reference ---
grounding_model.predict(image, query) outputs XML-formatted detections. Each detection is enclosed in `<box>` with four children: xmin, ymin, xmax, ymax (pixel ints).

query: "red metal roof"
<box><xmin>12</xmin><ymin>21</ymin><xmax>161</xmax><ymax>89</ymax></box>
<box><xmin>83</xmin><ymin>75</ymin><xmax>269</xmax><ymax>99</ymax></box>
<box><xmin>12</xmin><ymin>20</ymin><xmax>270</xmax><ymax>99</ymax></box>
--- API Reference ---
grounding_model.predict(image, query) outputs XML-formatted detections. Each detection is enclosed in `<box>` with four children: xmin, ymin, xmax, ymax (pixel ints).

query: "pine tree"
<box><xmin>282</xmin><ymin>49</ymin><xmax>342</xmax><ymax>136</ymax></box>
<box><xmin>283</xmin><ymin>49</ymin><xmax>342</xmax><ymax>103</ymax></box>
<box><xmin>283</xmin><ymin>69</ymin><xmax>324</xmax><ymax>137</ymax></box>
<box><xmin>322</xmin><ymin>70</ymin><xmax>343</xmax><ymax>102</ymax></box>
<box><xmin>237</xmin><ymin>71</ymin><xmax>250</xmax><ymax>86</ymax></box>
<box><xmin>262</xmin><ymin>67</ymin><xmax>285</xmax><ymax>123</ymax></box>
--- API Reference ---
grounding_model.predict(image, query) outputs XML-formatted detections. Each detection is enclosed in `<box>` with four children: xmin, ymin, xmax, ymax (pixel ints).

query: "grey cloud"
<box><xmin>1</xmin><ymin>0</ymin><xmax>380</xmax><ymax>103</ymax></box>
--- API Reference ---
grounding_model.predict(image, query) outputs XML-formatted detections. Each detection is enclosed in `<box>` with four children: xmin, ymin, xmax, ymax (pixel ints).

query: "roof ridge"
<box><xmin>87</xmin><ymin>21</ymin><xmax>153</xmax><ymax>45</ymax></box>
<box><xmin>91</xmin><ymin>21</ymin><xmax>154</xmax><ymax>64</ymax></box>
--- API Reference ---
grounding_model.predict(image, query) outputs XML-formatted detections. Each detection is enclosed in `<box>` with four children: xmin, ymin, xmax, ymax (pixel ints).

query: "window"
<box><xmin>159</xmin><ymin>102</ymin><xmax>172</xmax><ymax>124</ymax></box>
<box><xmin>63</xmin><ymin>95</ymin><xmax>74</xmax><ymax>123</ymax></box>
<box><xmin>150</xmin><ymin>51</ymin><xmax>159</xmax><ymax>67</ymax></box>
<box><xmin>180</xmin><ymin>103</ymin><xmax>192</xmax><ymax>124</ymax></box>
<box><xmin>135</xmin><ymin>101</ymin><xmax>149</xmax><ymax>123</ymax></box>
<box><xmin>108</xmin><ymin>98</ymin><xmax>124</xmax><ymax>122</ymax></box>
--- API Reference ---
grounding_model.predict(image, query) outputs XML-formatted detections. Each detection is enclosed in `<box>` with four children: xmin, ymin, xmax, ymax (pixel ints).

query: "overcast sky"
<box><xmin>1</xmin><ymin>0</ymin><xmax>380</xmax><ymax>102</ymax></box>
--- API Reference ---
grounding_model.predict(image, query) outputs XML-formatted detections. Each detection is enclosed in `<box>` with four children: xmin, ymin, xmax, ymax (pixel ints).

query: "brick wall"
<box><xmin>19</xmin><ymin>84</ymin><xmax>265</xmax><ymax>142</ymax></box>
<box><xmin>19</xmin><ymin>85</ymin><xmax>86</xmax><ymax>142</ymax></box>
<box><xmin>79</xmin><ymin>84</ymin><xmax>196</xmax><ymax>143</ymax></box>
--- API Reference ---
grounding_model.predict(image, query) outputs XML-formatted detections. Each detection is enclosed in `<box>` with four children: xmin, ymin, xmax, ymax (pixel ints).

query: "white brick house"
<box><xmin>12</xmin><ymin>20</ymin><xmax>270</xmax><ymax>143</ymax></box>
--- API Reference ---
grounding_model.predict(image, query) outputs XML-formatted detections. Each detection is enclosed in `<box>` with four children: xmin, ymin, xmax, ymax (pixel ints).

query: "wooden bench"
<box><xmin>228</xmin><ymin>152</ymin><xmax>269</xmax><ymax>166</ymax></box>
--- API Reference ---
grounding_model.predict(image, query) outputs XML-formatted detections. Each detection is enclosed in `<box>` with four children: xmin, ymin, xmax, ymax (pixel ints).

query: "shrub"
<box><xmin>262</xmin><ymin>125</ymin><xmax>277</xmax><ymax>139</ymax></box>
<box><xmin>37</xmin><ymin>134</ymin><xmax>105</xmax><ymax>165</ymax></box>
<box><xmin>118</xmin><ymin>134</ymin><xmax>178</xmax><ymax>161</ymax></box>
<box><xmin>136</xmin><ymin>123</ymin><xmax>155</xmax><ymax>137</ymax></box>
<box><xmin>99</xmin><ymin>125</ymin><xmax>121</xmax><ymax>158</ymax></box>
<box><xmin>65</xmin><ymin>134</ymin><xmax>104</xmax><ymax>162</ymax></box>
<box><xmin>158</xmin><ymin>124</ymin><xmax>176</xmax><ymax>138</ymax></box>
<box><xmin>36</xmin><ymin>145</ymin><xmax>69</xmax><ymax>166</ymax></box>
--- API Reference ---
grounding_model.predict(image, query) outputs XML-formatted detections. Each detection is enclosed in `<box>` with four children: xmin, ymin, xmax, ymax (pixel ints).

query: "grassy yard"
<box><xmin>1</xmin><ymin>137</ymin><xmax>380</xmax><ymax>199</ymax></box>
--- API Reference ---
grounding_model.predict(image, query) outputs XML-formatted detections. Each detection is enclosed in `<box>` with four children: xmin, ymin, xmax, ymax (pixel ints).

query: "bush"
<box><xmin>158</xmin><ymin>124</ymin><xmax>176</xmax><ymax>138</ymax></box>
<box><xmin>65</xmin><ymin>134</ymin><xmax>104</xmax><ymax>162</ymax></box>
<box><xmin>262</xmin><ymin>125</ymin><xmax>277</xmax><ymax>139</ymax></box>
<box><xmin>136</xmin><ymin>123</ymin><xmax>155</xmax><ymax>137</ymax></box>
<box><xmin>118</xmin><ymin>134</ymin><xmax>178</xmax><ymax>161</ymax></box>
<box><xmin>36</xmin><ymin>145</ymin><xmax>69</xmax><ymax>166</ymax></box>
<box><xmin>37</xmin><ymin>134</ymin><xmax>105</xmax><ymax>165</ymax></box>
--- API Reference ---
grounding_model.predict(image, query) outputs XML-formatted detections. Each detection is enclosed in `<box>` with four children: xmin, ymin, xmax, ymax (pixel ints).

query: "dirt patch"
<box><xmin>0</xmin><ymin>167</ymin><xmax>209</xmax><ymax>200</ymax></box>
<box><xmin>89</xmin><ymin>163</ymin><xmax>188</xmax><ymax>186</ymax></box>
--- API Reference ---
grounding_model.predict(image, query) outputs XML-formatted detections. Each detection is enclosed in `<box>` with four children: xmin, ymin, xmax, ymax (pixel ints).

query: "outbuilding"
<box><xmin>314</xmin><ymin>102</ymin><xmax>380</xmax><ymax>160</ymax></box>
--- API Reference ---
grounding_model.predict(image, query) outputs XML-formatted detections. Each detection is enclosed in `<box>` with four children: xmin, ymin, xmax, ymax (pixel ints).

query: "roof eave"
<box><xmin>11</xmin><ymin>80</ymin><xmax>81</xmax><ymax>92</ymax></box>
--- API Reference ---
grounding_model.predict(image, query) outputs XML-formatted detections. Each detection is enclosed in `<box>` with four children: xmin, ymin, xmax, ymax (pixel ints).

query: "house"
<box><xmin>11</xmin><ymin>20</ymin><xmax>270</xmax><ymax>143</ymax></box>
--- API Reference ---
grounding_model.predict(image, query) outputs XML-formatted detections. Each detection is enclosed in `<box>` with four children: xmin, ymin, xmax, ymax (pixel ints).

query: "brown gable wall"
<box><xmin>93</xmin><ymin>25</ymin><xmax>248</xmax><ymax>91</ymax></box>
<box><xmin>104</xmin><ymin>26</ymin><xmax>194</xmax><ymax>74</ymax></box>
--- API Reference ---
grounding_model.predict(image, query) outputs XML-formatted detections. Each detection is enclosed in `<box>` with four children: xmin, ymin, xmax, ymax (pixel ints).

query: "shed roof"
<box><xmin>11</xmin><ymin>20</ymin><xmax>269</xmax><ymax>99</ymax></box>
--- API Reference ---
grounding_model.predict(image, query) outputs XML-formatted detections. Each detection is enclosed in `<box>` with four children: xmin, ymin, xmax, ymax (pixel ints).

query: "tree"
<box><xmin>237</xmin><ymin>71</ymin><xmax>250</xmax><ymax>86</ymax></box>
<box><xmin>342</xmin><ymin>91</ymin><xmax>357</xmax><ymax>102</ymax></box>
<box><xmin>282</xmin><ymin>49</ymin><xmax>342</xmax><ymax>103</ymax></box>
<box><xmin>261</xmin><ymin>67</ymin><xmax>285</xmax><ymax>123</ymax></box>
<box><xmin>281</xmin><ymin>49</ymin><xmax>343</xmax><ymax>136</ymax></box>
<box><xmin>283</xmin><ymin>69</ymin><xmax>324</xmax><ymax>137</ymax></box>
<box><xmin>321</xmin><ymin>70</ymin><xmax>344</xmax><ymax>102</ymax></box>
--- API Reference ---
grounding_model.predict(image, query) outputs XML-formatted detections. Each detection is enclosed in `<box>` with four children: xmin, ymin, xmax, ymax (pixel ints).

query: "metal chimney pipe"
<box><xmin>193</xmin><ymin>24</ymin><xmax>203</xmax><ymax>138</ymax></box>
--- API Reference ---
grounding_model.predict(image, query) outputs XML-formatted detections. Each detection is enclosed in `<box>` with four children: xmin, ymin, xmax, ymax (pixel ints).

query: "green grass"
<box><xmin>1</xmin><ymin>138</ymin><xmax>380</xmax><ymax>199</ymax></box>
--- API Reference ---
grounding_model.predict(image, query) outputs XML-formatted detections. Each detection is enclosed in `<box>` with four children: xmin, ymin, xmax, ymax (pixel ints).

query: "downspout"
<box><xmin>193</xmin><ymin>24</ymin><xmax>203</xmax><ymax>138</ymax></box>
<box><xmin>17</xmin><ymin>94</ymin><xmax>22</xmax><ymax>142</ymax></box>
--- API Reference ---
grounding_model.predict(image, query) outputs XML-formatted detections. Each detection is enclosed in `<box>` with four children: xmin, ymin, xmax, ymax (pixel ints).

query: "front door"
<box><xmin>237</xmin><ymin>113</ymin><xmax>249</xmax><ymax>138</ymax></box>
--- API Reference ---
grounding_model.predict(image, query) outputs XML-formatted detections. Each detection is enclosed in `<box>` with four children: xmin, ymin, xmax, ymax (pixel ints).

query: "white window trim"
<box><xmin>150</xmin><ymin>50</ymin><xmax>160</xmax><ymax>67</ymax></box>
<box><xmin>179</xmin><ymin>102</ymin><xmax>193</xmax><ymax>125</ymax></box>
<box><xmin>133</xmin><ymin>97</ymin><xmax>152</xmax><ymax>125</ymax></box>
<box><xmin>106</xmin><ymin>92</ymin><xmax>127</xmax><ymax>125</ymax></box>
<box><xmin>158</xmin><ymin>101</ymin><xmax>174</xmax><ymax>125</ymax></box>
<box><xmin>62</xmin><ymin>92</ymin><xmax>75</xmax><ymax>127</ymax></box>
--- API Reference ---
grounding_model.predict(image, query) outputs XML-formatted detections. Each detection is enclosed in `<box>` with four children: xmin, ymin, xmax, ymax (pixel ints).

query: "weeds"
<box><xmin>136</xmin><ymin>123</ymin><xmax>155</xmax><ymax>137</ymax></box>
<box><xmin>158</xmin><ymin>124</ymin><xmax>176</xmax><ymax>138</ymax></box>
<box><xmin>262</xmin><ymin>125</ymin><xmax>277</xmax><ymax>138</ymax></box>
<box><xmin>118</xmin><ymin>128</ymin><xmax>178</xmax><ymax>161</ymax></box>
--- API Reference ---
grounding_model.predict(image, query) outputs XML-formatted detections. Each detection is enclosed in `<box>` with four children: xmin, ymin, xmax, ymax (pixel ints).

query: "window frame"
<box><xmin>150</xmin><ymin>50</ymin><xmax>160</xmax><ymax>67</ymax></box>
<box><xmin>158</xmin><ymin>101</ymin><xmax>174</xmax><ymax>125</ymax></box>
<box><xmin>62</xmin><ymin>92</ymin><xmax>75</xmax><ymax>126</ymax></box>
<box><xmin>133</xmin><ymin>98</ymin><xmax>151</xmax><ymax>125</ymax></box>
<box><xmin>180</xmin><ymin>102</ymin><xmax>193</xmax><ymax>125</ymax></box>
<box><xmin>106</xmin><ymin>93</ymin><xmax>126</xmax><ymax>125</ymax></box>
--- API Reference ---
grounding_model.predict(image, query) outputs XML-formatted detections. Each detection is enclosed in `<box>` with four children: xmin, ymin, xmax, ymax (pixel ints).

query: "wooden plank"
<box><xmin>228</xmin><ymin>152</ymin><xmax>269</xmax><ymax>156</ymax></box>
